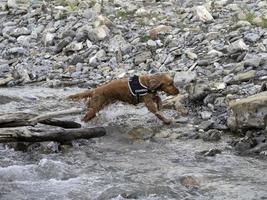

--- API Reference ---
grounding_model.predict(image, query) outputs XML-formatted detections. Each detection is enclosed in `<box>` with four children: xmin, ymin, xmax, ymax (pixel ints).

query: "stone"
<box><xmin>0</xmin><ymin>64</ymin><xmax>10</xmax><ymax>74</ymax></box>
<box><xmin>198</xmin><ymin>120</ymin><xmax>214</xmax><ymax>131</ymax></box>
<box><xmin>233</xmin><ymin>70</ymin><xmax>256</xmax><ymax>83</ymax></box>
<box><xmin>55</xmin><ymin>37</ymin><xmax>73</xmax><ymax>53</ymax></box>
<box><xmin>243</xmin><ymin>56</ymin><xmax>262</xmax><ymax>68</ymax></box>
<box><xmin>109</xmin><ymin>35</ymin><xmax>132</xmax><ymax>55</ymax></box>
<box><xmin>227</xmin><ymin>39</ymin><xmax>249</xmax><ymax>53</ymax></box>
<box><xmin>200</xmin><ymin>111</ymin><xmax>212</xmax><ymax>120</ymax></box>
<box><xmin>148</xmin><ymin>25</ymin><xmax>172</xmax><ymax>38</ymax></box>
<box><xmin>9</xmin><ymin>27</ymin><xmax>31</xmax><ymax>37</ymax></box>
<box><xmin>17</xmin><ymin>35</ymin><xmax>31</xmax><ymax>46</ymax></box>
<box><xmin>88</xmin><ymin>25</ymin><xmax>110</xmax><ymax>41</ymax></box>
<box><xmin>195</xmin><ymin>6</ymin><xmax>214</xmax><ymax>22</ymax></box>
<box><xmin>227</xmin><ymin>91</ymin><xmax>267</xmax><ymax>130</ymax></box>
<box><xmin>187</xmin><ymin>81</ymin><xmax>210</xmax><ymax>101</ymax></box>
<box><xmin>200</xmin><ymin>148</ymin><xmax>222</xmax><ymax>156</ymax></box>
<box><xmin>244</xmin><ymin>33</ymin><xmax>261</xmax><ymax>43</ymax></box>
<box><xmin>42</xmin><ymin>32</ymin><xmax>55</xmax><ymax>46</ymax></box>
<box><xmin>147</xmin><ymin>40</ymin><xmax>157</xmax><ymax>48</ymax></box>
<box><xmin>7</xmin><ymin>0</ymin><xmax>30</xmax><ymax>9</ymax></box>
<box><xmin>201</xmin><ymin>129</ymin><xmax>221</xmax><ymax>142</ymax></box>
<box><xmin>180</xmin><ymin>176</ymin><xmax>200</xmax><ymax>189</ymax></box>
<box><xmin>185</xmin><ymin>50</ymin><xmax>197</xmax><ymax>60</ymax></box>
<box><xmin>134</xmin><ymin>51</ymin><xmax>152</xmax><ymax>65</ymax></box>
<box><xmin>64</xmin><ymin>41</ymin><xmax>83</xmax><ymax>52</ymax></box>
<box><xmin>174</xmin><ymin>71</ymin><xmax>197</xmax><ymax>87</ymax></box>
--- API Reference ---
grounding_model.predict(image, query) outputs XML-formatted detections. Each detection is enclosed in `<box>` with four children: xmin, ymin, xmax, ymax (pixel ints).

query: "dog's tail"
<box><xmin>67</xmin><ymin>90</ymin><xmax>93</xmax><ymax>101</ymax></box>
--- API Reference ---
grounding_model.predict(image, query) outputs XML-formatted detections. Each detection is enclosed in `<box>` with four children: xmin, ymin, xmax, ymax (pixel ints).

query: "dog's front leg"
<box><xmin>144</xmin><ymin>95</ymin><xmax>171</xmax><ymax>125</ymax></box>
<box><xmin>154</xmin><ymin>94</ymin><xmax>163</xmax><ymax>110</ymax></box>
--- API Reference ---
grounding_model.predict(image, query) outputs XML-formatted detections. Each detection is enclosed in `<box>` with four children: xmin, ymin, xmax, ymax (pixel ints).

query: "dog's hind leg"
<box><xmin>82</xmin><ymin>96</ymin><xmax>107</xmax><ymax>122</ymax></box>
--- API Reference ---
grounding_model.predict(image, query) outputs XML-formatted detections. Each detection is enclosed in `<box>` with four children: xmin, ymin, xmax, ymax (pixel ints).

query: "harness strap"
<box><xmin>128</xmin><ymin>75</ymin><xmax>156</xmax><ymax>103</ymax></box>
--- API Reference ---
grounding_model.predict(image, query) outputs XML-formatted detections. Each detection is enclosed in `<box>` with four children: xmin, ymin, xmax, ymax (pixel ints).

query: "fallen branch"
<box><xmin>0</xmin><ymin>127</ymin><xmax>106</xmax><ymax>143</ymax></box>
<box><xmin>29</xmin><ymin>108</ymin><xmax>84</xmax><ymax>124</ymax></box>
<box><xmin>0</xmin><ymin>112</ymin><xmax>81</xmax><ymax>129</ymax></box>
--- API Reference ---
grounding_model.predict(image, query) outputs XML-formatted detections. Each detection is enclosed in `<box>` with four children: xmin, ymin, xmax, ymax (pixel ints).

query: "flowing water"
<box><xmin>0</xmin><ymin>87</ymin><xmax>267</xmax><ymax>200</ymax></box>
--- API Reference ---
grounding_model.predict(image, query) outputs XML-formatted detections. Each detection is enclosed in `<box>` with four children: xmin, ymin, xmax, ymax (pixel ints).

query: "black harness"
<box><xmin>128</xmin><ymin>75</ymin><xmax>156</xmax><ymax>103</ymax></box>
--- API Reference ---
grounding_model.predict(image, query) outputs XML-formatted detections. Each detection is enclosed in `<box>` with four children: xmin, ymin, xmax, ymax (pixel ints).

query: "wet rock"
<box><xmin>200</xmin><ymin>148</ymin><xmax>222</xmax><ymax>156</ymax></box>
<box><xmin>200</xmin><ymin>129</ymin><xmax>221</xmax><ymax>142</ymax></box>
<box><xmin>154</xmin><ymin>130</ymin><xmax>172</xmax><ymax>138</ymax></box>
<box><xmin>227</xmin><ymin>91</ymin><xmax>267</xmax><ymax>130</ymax></box>
<box><xmin>0</xmin><ymin>95</ymin><xmax>20</xmax><ymax>104</ymax></box>
<box><xmin>200</xmin><ymin>111</ymin><xmax>212</xmax><ymax>120</ymax></box>
<box><xmin>128</xmin><ymin>127</ymin><xmax>154</xmax><ymax>140</ymax></box>
<box><xmin>195</xmin><ymin>5</ymin><xmax>214</xmax><ymax>22</ymax></box>
<box><xmin>180</xmin><ymin>176</ymin><xmax>200</xmax><ymax>189</ymax></box>
<box><xmin>198</xmin><ymin>120</ymin><xmax>214</xmax><ymax>131</ymax></box>
<box><xmin>134</xmin><ymin>51</ymin><xmax>152</xmax><ymax>65</ymax></box>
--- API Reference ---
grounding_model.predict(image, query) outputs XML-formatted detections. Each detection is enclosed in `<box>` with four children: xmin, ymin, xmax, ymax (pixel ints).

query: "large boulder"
<box><xmin>227</xmin><ymin>91</ymin><xmax>267</xmax><ymax>130</ymax></box>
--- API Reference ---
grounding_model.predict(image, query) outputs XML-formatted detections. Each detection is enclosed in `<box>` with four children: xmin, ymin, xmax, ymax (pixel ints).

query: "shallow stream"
<box><xmin>0</xmin><ymin>87</ymin><xmax>267</xmax><ymax>200</ymax></box>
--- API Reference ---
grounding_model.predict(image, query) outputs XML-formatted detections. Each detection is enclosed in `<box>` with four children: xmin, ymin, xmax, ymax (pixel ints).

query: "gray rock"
<box><xmin>200</xmin><ymin>111</ymin><xmax>212</xmax><ymax>120</ymax></box>
<box><xmin>244</xmin><ymin>33</ymin><xmax>261</xmax><ymax>43</ymax></box>
<box><xmin>134</xmin><ymin>51</ymin><xmax>152</xmax><ymax>65</ymax></box>
<box><xmin>244</xmin><ymin>57</ymin><xmax>261</xmax><ymax>68</ymax></box>
<box><xmin>187</xmin><ymin>81</ymin><xmax>210</xmax><ymax>101</ymax></box>
<box><xmin>7</xmin><ymin>0</ymin><xmax>30</xmax><ymax>9</ymax></box>
<box><xmin>55</xmin><ymin>37</ymin><xmax>73</xmax><ymax>53</ymax></box>
<box><xmin>227</xmin><ymin>91</ymin><xmax>267</xmax><ymax>130</ymax></box>
<box><xmin>147</xmin><ymin>39</ymin><xmax>157</xmax><ymax>48</ymax></box>
<box><xmin>198</xmin><ymin>120</ymin><xmax>214</xmax><ymax>131</ymax></box>
<box><xmin>0</xmin><ymin>64</ymin><xmax>10</xmax><ymax>74</ymax></box>
<box><xmin>233</xmin><ymin>70</ymin><xmax>256</xmax><ymax>83</ymax></box>
<box><xmin>200</xmin><ymin>148</ymin><xmax>222</xmax><ymax>156</ymax></box>
<box><xmin>174</xmin><ymin>71</ymin><xmax>197</xmax><ymax>87</ymax></box>
<box><xmin>195</xmin><ymin>5</ymin><xmax>214</xmax><ymax>22</ymax></box>
<box><xmin>201</xmin><ymin>129</ymin><xmax>221</xmax><ymax>142</ymax></box>
<box><xmin>64</xmin><ymin>41</ymin><xmax>83</xmax><ymax>52</ymax></box>
<box><xmin>8</xmin><ymin>47</ymin><xmax>28</xmax><ymax>56</ymax></box>
<box><xmin>109</xmin><ymin>35</ymin><xmax>132</xmax><ymax>55</ymax></box>
<box><xmin>88</xmin><ymin>25</ymin><xmax>110</xmax><ymax>41</ymax></box>
<box><xmin>9</xmin><ymin>27</ymin><xmax>31</xmax><ymax>37</ymax></box>
<box><xmin>227</xmin><ymin>39</ymin><xmax>249</xmax><ymax>53</ymax></box>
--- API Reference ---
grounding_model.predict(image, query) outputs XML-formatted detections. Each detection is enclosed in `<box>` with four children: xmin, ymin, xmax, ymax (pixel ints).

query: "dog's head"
<box><xmin>148</xmin><ymin>74</ymin><xmax>179</xmax><ymax>95</ymax></box>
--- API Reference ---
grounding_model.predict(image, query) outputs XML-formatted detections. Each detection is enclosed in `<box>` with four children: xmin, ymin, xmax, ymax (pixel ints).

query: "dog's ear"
<box><xmin>148</xmin><ymin>78</ymin><xmax>163</xmax><ymax>90</ymax></box>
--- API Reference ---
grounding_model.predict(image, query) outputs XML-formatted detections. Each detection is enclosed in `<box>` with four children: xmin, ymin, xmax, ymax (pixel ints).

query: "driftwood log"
<box><xmin>0</xmin><ymin>112</ymin><xmax>82</xmax><ymax>128</ymax></box>
<box><xmin>0</xmin><ymin>127</ymin><xmax>106</xmax><ymax>143</ymax></box>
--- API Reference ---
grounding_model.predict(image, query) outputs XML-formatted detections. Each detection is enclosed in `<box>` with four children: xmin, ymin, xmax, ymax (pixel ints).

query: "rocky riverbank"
<box><xmin>0</xmin><ymin>0</ymin><xmax>267</xmax><ymax>156</ymax></box>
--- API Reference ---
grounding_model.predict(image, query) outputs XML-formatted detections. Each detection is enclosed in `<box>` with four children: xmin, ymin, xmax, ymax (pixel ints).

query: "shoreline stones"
<box><xmin>0</xmin><ymin>0</ymin><xmax>266</xmax><ymax>155</ymax></box>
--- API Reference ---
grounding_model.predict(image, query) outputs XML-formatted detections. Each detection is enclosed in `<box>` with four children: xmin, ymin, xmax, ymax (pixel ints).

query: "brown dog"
<box><xmin>68</xmin><ymin>74</ymin><xmax>179</xmax><ymax>124</ymax></box>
